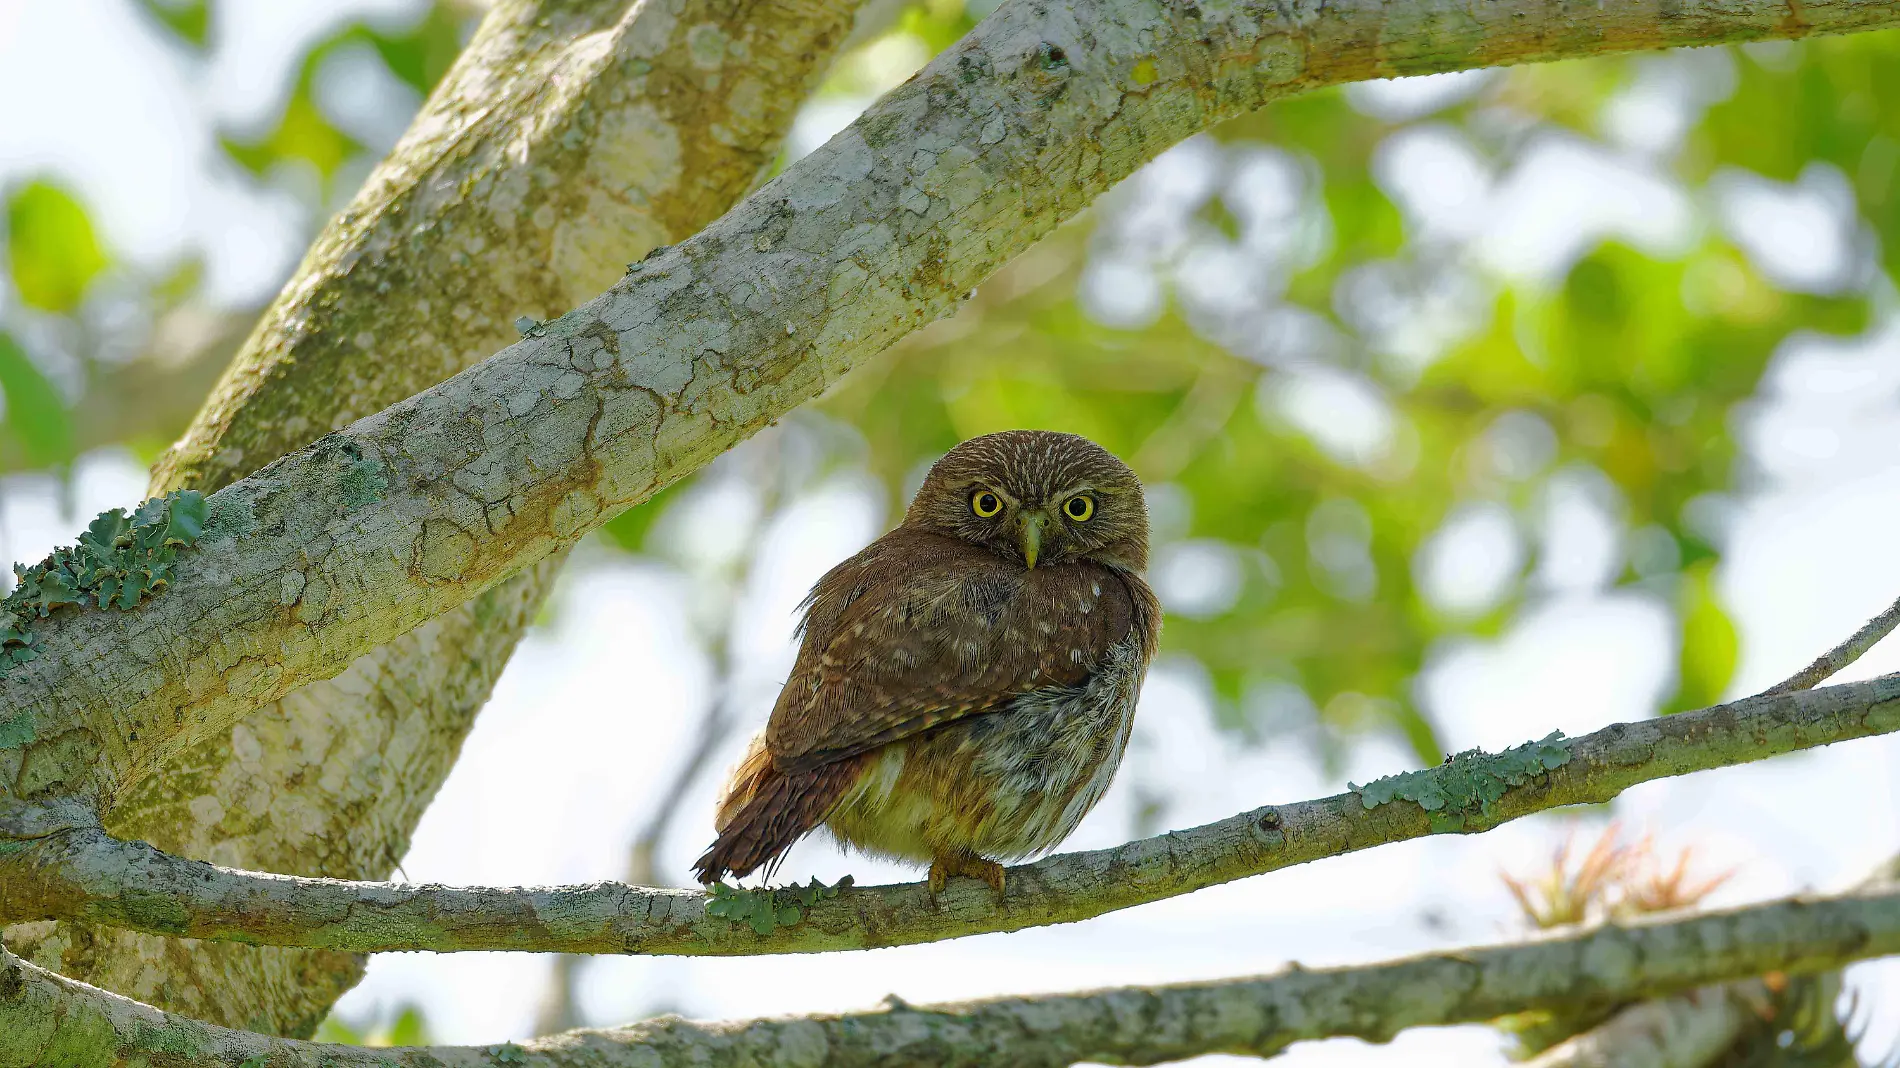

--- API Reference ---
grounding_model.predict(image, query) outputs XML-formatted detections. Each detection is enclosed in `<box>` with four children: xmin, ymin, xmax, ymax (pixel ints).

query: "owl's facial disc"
<box><xmin>904</xmin><ymin>429</ymin><xmax>1150</xmax><ymax>571</ymax></box>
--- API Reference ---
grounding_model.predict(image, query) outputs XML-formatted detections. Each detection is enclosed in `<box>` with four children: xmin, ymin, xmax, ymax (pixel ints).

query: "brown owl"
<box><xmin>693</xmin><ymin>430</ymin><xmax>1160</xmax><ymax>896</ymax></box>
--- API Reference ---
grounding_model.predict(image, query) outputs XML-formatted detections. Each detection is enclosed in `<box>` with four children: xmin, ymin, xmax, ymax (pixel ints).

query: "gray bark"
<box><xmin>0</xmin><ymin>0</ymin><xmax>1896</xmax><ymax>1054</ymax></box>
<box><xmin>3</xmin><ymin>0</ymin><xmax>1893</xmax><ymax>822</ymax></box>
<box><xmin>9</xmin><ymin>880</ymin><xmax>1900</xmax><ymax>1067</ymax></box>
<box><xmin>0</xmin><ymin>0</ymin><xmax>864</xmax><ymax>1036</ymax></box>
<box><xmin>3</xmin><ymin>672</ymin><xmax>1896</xmax><ymax>957</ymax></box>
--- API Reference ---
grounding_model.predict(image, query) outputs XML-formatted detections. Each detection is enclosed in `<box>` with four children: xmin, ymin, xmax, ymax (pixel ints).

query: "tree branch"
<box><xmin>1764</xmin><ymin>590</ymin><xmax>1900</xmax><ymax>694</ymax></box>
<box><xmin>1512</xmin><ymin>603</ymin><xmax>1900</xmax><ymax>1067</ymax></box>
<box><xmin>1519</xmin><ymin>985</ymin><xmax>1762</xmax><ymax>1068</ymax></box>
<box><xmin>11</xmin><ymin>878</ymin><xmax>1900</xmax><ymax>1067</ymax></box>
<box><xmin>4</xmin><ymin>0</ymin><xmax>1893</xmax><ymax>815</ymax></box>
<box><xmin>6</xmin><ymin>672</ymin><xmax>1896</xmax><ymax>956</ymax></box>
<box><xmin>3</xmin><ymin>0</ymin><xmax>866</xmax><ymax>1035</ymax></box>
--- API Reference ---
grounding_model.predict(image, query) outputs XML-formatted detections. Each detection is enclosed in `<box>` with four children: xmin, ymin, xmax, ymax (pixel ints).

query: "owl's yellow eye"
<box><xmin>1063</xmin><ymin>494</ymin><xmax>1095</xmax><ymax>521</ymax></box>
<box><xmin>971</xmin><ymin>490</ymin><xmax>1003</xmax><ymax>518</ymax></box>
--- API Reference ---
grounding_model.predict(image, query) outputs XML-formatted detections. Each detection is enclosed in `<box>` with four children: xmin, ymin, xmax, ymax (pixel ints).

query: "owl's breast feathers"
<box><xmin>693</xmin><ymin>529</ymin><xmax>1159</xmax><ymax>883</ymax></box>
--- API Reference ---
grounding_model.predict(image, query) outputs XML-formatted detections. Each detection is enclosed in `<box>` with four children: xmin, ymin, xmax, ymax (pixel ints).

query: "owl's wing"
<box><xmin>764</xmin><ymin>530</ymin><xmax>1150</xmax><ymax>774</ymax></box>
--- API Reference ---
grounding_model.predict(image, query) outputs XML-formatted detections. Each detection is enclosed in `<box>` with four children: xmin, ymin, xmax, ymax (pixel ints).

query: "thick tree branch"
<box><xmin>3</xmin><ymin>0</ymin><xmax>866</xmax><ymax>1036</ymax></box>
<box><xmin>5</xmin><ymin>672</ymin><xmax>1895</xmax><ymax>956</ymax></box>
<box><xmin>3</xmin><ymin>0</ymin><xmax>1893</xmax><ymax>816</ymax></box>
<box><xmin>10</xmin><ymin>880</ymin><xmax>1900</xmax><ymax>1067</ymax></box>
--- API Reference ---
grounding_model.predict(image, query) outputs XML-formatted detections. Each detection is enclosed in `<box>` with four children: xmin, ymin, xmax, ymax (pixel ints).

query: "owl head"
<box><xmin>902</xmin><ymin>430</ymin><xmax>1149</xmax><ymax>572</ymax></box>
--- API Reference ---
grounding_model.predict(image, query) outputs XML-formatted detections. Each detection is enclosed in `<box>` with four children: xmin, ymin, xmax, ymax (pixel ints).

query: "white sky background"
<box><xmin>5</xmin><ymin>3</ymin><xmax>1900</xmax><ymax>1064</ymax></box>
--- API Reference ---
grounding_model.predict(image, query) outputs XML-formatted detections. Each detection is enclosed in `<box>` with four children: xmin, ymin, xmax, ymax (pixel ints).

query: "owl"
<box><xmin>692</xmin><ymin>430</ymin><xmax>1160</xmax><ymax>897</ymax></box>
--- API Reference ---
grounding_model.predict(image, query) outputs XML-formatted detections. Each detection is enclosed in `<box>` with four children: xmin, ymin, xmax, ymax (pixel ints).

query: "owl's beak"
<box><xmin>1018</xmin><ymin>511</ymin><xmax>1046</xmax><ymax>569</ymax></box>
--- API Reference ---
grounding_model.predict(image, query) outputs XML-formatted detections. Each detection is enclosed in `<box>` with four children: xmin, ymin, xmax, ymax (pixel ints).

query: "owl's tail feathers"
<box><xmin>692</xmin><ymin>739</ymin><xmax>860</xmax><ymax>885</ymax></box>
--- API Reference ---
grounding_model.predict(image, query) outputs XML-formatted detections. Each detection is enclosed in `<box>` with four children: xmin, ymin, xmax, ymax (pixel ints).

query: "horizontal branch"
<box><xmin>6</xmin><ymin>0</ymin><xmax>1895</xmax><ymax>809</ymax></box>
<box><xmin>6</xmin><ymin>672</ymin><xmax>1896</xmax><ymax>955</ymax></box>
<box><xmin>10</xmin><ymin>878</ymin><xmax>1900</xmax><ymax>1067</ymax></box>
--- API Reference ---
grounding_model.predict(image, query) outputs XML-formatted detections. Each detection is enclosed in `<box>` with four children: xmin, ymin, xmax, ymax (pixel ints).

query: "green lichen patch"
<box><xmin>706</xmin><ymin>875</ymin><xmax>854</xmax><ymax>936</ymax></box>
<box><xmin>0</xmin><ymin>710</ymin><xmax>31</xmax><ymax>749</ymax></box>
<box><xmin>1351</xmin><ymin>731</ymin><xmax>1573</xmax><ymax>832</ymax></box>
<box><xmin>339</xmin><ymin>457</ymin><xmax>389</xmax><ymax>512</ymax></box>
<box><xmin>0</xmin><ymin>489</ymin><xmax>209</xmax><ymax>678</ymax></box>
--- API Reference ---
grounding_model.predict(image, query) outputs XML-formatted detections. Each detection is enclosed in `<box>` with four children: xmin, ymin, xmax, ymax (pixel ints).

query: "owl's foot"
<box><xmin>927</xmin><ymin>850</ymin><xmax>1006</xmax><ymax>900</ymax></box>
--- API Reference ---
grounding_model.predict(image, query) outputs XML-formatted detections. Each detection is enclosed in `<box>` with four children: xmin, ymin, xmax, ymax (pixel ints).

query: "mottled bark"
<box><xmin>0</xmin><ymin>0</ymin><xmax>862</xmax><ymax>1037</ymax></box>
<box><xmin>0</xmin><ymin>0</ymin><xmax>1896</xmax><ymax>1050</ymax></box>
<box><xmin>5</xmin><ymin>672</ymin><xmax>1896</xmax><ymax>958</ymax></box>
<box><xmin>5</xmin><ymin>0</ymin><xmax>1894</xmax><ymax>818</ymax></box>
<box><xmin>10</xmin><ymin>881</ymin><xmax>1900</xmax><ymax>1068</ymax></box>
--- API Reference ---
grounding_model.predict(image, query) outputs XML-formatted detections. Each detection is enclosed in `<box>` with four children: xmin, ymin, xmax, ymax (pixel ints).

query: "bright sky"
<box><xmin>4</xmin><ymin>3</ymin><xmax>1900</xmax><ymax>1064</ymax></box>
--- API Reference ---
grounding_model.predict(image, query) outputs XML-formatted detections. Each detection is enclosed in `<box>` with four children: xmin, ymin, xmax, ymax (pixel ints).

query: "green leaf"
<box><xmin>0</xmin><ymin>333</ymin><xmax>73</xmax><ymax>468</ymax></box>
<box><xmin>598</xmin><ymin>481</ymin><xmax>684</xmax><ymax>554</ymax></box>
<box><xmin>130</xmin><ymin>0</ymin><xmax>210</xmax><ymax>50</ymax></box>
<box><xmin>5</xmin><ymin>180</ymin><xmax>107</xmax><ymax>313</ymax></box>
<box><xmin>1669</xmin><ymin>560</ymin><xmax>1738</xmax><ymax>713</ymax></box>
<box><xmin>385</xmin><ymin>1005</ymin><xmax>432</xmax><ymax>1047</ymax></box>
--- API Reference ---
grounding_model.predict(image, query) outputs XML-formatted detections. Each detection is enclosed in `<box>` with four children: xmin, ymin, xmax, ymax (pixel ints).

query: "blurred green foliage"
<box><xmin>0</xmin><ymin>332</ymin><xmax>73</xmax><ymax>469</ymax></box>
<box><xmin>770</xmin><ymin>20</ymin><xmax>1900</xmax><ymax>769</ymax></box>
<box><xmin>221</xmin><ymin>2</ymin><xmax>473</xmax><ymax>200</ymax></box>
<box><xmin>3</xmin><ymin>0</ymin><xmax>1897</xmax><ymax>781</ymax></box>
<box><xmin>130</xmin><ymin>0</ymin><xmax>210</xmax><ymax>51</ymax></box>
<box><xmin>0</xmin><ymin>1</ymin><xmax>479</xmax><ymax>483</ymax></box>
<box><xmin>313</xmin><ymin>1003</ymin><xmax>432</xmax><ymax>1046</ymax></box>
<box><xmin>6</xmin><ymin>180</ymin><xmax>106</xmax><ymax>314</ymax></box>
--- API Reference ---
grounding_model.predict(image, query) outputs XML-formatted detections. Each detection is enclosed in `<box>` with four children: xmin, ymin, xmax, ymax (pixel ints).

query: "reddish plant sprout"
<box><xmin>1501</xmin><ymin>823</ymin><xmax>1734</xmax><ymax>930</ymax></box>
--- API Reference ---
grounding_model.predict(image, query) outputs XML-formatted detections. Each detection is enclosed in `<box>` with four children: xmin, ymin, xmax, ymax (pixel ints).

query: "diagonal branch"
<box><xmin>1513</xmin><ymin>596</ymin><xmax>1900</xmax><ymax>1067</ymax></box>
<box><xmin>10</xmin><ymin>878</ymin><xmax>1900</xmax><ymax>1067</ymax></box>
<box><xmin>6</xmin><ymin>672</ymin><xmax>1897</xmax><ymax>955</ymax></box>
<box><xmin>7</xmin><ymin>0</ymin><xmax>870</xmax><ymax>1036</ymax></box>
<box><xmin>1763</xmin><ymin>590</ymin><xmax>1900</xmax><ymax>694</ymax></box>
<box><xmin>4</xmin><ymin>0</ymin><xmax>1894</xmax><ymax>814</ymax></box>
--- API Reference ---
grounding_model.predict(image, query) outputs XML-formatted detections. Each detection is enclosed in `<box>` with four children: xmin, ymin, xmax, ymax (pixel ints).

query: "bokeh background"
<box><xmin>7</xmin><ymin>0</ymin><xmax>1900</xmax><ymax>1062</ymax></box>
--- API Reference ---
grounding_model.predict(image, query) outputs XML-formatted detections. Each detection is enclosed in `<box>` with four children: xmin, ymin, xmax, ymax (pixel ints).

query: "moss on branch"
<box><xmin>0</xmin><ymin>490</ymin><xmax>206</xmax><ymax>678</ymax></box>
<box><xmin>9</xmin><ymin>879</ymin><xmax>1900</xmax><ymax>1067</ymax></box>
<box><xmin>7</xmin><ymin>674</ymin><xmax>1897</xmax><ymax>957</ymax></box>
<box><xmin>7</xmin><ymin>0</ymin><xmax>1898</xmax><ymax>817</ymax></box>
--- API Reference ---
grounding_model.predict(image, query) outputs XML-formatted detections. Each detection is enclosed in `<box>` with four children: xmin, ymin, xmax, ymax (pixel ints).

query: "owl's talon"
<box><xmin>929</xmin><ymin>852</ymin><xmax>1006</xmax><ymax>902</ymax></box>
<box><xmin>971</xmin><ymin>859</ymin><xmax>1006</xmax><ymax>899</ymax></box>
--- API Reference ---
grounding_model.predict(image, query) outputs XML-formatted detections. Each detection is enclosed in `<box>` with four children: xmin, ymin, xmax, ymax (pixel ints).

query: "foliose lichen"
<box><xmin>706</xmin><ymin>875</ymin><xmax>854</xmax><ymax>936</ymax></box>
<box><xmin>1350</xmin><ymin>731</ymin><xmax>1573</xmax><ymax>832</ymax></box>
<box><xmin>0</xmin><ymin>489</ymin><xmax>209</xmax><ymax>678</ymax></box>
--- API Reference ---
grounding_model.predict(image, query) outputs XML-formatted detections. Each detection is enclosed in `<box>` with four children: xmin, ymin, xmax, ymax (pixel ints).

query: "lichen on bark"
<box><xmin>2</xmin><ymin>0</ymin><xmax>1899</xmax><ymax>1045</ymax></box>
<box><xmin>1</xmin><ymin>0</ymin><xmax>864</xmax><ymax>1036</ymax></box>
